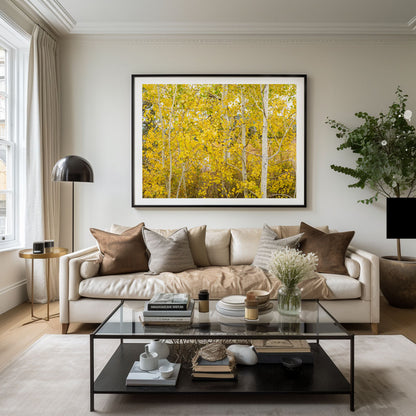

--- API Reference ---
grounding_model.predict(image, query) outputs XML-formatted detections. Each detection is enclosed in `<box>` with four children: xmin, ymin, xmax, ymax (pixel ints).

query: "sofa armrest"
<box><xmin>59</xmin><ymin>246</ymin><xmax>100</xmax><ymax>324</ymax></box>
<box><xmin>346</xmin><ymin>245</ymin><xmax>380</xmax><ymax>323</ymax></box>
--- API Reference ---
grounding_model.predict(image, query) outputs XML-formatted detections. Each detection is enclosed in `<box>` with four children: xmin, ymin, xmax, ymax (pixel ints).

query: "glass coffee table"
<box><xmin>90</xmin><ymin>300</ymin><xmax>354</xmax><ymax>412</ymax></box>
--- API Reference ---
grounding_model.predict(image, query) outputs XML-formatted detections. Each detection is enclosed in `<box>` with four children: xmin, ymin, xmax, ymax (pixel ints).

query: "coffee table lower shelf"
<box><xmin>91</xmin><ymin>342</ymin><xmax>352</xmax><ymax>411</ymax></box>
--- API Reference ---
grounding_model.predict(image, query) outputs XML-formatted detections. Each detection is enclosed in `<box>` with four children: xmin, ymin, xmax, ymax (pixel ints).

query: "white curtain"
<box><xmin>25</xmin><ymin>25</ymin><xmax>60</xmax><ymax>302</ymax></box>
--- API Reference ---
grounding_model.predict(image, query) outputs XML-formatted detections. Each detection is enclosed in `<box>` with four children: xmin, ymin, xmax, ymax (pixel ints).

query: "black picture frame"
<box><xmin>132</xmin><ymin>74</ymin><xmax>307</xmax><ymax>207</ymax></box>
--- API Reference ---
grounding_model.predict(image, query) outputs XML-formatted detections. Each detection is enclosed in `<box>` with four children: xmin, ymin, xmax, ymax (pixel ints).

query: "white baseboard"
<box><xmin>0</xmin><ymin>280</ymin><xmax>28</xmax><ymax>314</ymax></box>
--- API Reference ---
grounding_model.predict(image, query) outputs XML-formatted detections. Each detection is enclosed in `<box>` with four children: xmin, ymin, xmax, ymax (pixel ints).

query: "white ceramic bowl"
<box><xmin>159</xmin><ymin>365</ymin><xmax>174</xmax><ymax>379</ymax></box>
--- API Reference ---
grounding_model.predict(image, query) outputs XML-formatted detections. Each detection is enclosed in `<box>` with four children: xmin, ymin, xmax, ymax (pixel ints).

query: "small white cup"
<box><xmin>139</xmin><ymin>351</ymin><xmax>158</xmax><ymax>371</ymax></box>
<box><xmin>159</xmin><ymin>365</ymin><xmax>174</xmax><ymax>379</ymax></box>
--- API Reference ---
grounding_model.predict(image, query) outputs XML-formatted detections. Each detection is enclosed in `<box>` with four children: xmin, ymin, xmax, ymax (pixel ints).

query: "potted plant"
<box><xmin>326</xmin><ymin>86</ymin><xmax>416</xmax><ymax>308</ymax></box>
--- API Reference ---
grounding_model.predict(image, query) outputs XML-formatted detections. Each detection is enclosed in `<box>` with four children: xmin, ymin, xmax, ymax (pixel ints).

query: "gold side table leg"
<box><xmin>46</xmin><ymin>258</ymin><xmax>50</xmax><ymax>321</ymax></box>
<box><xmin>31</xmin><ymin>259</ymin><xmax>35</xmax><ymax>319</ymax></box>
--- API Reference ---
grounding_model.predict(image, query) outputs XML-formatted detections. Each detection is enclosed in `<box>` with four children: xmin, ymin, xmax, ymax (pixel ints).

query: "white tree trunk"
<box><xmin>240</xmin><ymin>88</ymin><xmax>248</xmax><ymax>198</ymax></box>
<box><xmin>261</xmin><ymin>84</ymin><xmax>269</xmax><ymax>198</ymax></box>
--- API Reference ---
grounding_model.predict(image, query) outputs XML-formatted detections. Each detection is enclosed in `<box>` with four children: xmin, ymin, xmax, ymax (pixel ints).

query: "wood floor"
<box><xmin>0</xmin><ymin>296</ymin><xmax>415</xmax><ymax>372</ymax></box>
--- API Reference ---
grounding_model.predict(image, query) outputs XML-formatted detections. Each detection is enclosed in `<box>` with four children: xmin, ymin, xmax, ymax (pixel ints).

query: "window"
<box><xmin>0</xmin><ymin>19</ymin><xmax>29</xmax><ymax>249</ymax></box>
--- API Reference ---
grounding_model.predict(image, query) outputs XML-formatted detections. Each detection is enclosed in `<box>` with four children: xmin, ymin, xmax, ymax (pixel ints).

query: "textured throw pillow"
<box><xmin>299</xmin><ymin>222</ymin><xmax>355</xmax><ymax>275</ymax></box>
<box><xmin>142</xmin><ymin>227</ymin><xmax>196</xmax><ymax>274</ymax></box>
<box><xmin>252</xmin><ymin>224</ymin><xmax>304</xmax><ymax>271</ymax></box>
<box><xmin>90</xmin><ymin>222</ymin><xmax>148</xmax><ymax>275</ymax></box>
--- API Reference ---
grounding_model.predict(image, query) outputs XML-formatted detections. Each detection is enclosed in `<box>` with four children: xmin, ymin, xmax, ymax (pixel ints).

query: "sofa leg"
<box><xmin>371</xmin><ymin>323</ymin><xmax>379</xmax><ymax>335</ymax></box>
<box><xmin>61</xmin><ymin>323</ymin><xmax>69</xmax><ymax>334</ymax></box>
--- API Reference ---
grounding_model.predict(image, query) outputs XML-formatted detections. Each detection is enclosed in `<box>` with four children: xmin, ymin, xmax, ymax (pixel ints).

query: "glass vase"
<box><xmin>277</xmin><ymin>285</ymin><xmax>302</xmax><ymax>316</ymax></box>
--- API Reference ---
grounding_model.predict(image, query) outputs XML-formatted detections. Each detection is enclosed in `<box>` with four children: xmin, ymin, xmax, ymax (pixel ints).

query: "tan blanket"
<box><xmin>153</xmin><ymin>265</ymin><xmax>334</xmax><ymax>300</ymax></box>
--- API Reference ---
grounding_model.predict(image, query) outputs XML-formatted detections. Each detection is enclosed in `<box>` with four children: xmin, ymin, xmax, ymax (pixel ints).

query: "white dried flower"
<box><xmin>381</xmin><ymin>140</ymin><xmax>387</xmax><ymax>146</ymax></box>
<box><xmin>269</xmin><ymin>247</ymin><xmax>318</xmax><ymax>288</ymax></box>
<box><xmin>404</xmin><ymin>110</ymin><xmax>412</xmax><ymax>121</ymax></box>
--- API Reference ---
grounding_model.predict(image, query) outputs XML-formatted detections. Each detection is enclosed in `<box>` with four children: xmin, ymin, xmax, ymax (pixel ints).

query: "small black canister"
<box><xmin>198</xmin><ymin>289</ymin><xmax>209</xmax><ymax>313</ymax></box>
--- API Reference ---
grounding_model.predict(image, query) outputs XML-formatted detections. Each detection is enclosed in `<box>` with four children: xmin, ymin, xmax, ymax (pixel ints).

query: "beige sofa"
<box><xmin>59</xmin><ymin>225</ymin><xmax>380</xmax><ymax>334</ymax></box>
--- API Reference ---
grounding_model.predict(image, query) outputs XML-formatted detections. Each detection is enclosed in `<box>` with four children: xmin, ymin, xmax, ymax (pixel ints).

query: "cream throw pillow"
<box><xmin>205</xmin><ymin>229</ymin><xmax>231</xmax><ymax>266</ymax></box>
<box><xmin>142</xmin><ymin>227</ymin><xmax>196</xmax><ymax>274</ymax></box>
<box><xmin>80</xmin><ymin>259</ymin><xmax>101</xmax><ymax>279</ymax></box>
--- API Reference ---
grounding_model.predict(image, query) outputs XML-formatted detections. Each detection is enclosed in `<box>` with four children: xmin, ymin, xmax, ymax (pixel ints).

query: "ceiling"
<box><xmin>14</xmin><ymin>0</ymin><xmax>416</xmax><ymax>36</ymax></box>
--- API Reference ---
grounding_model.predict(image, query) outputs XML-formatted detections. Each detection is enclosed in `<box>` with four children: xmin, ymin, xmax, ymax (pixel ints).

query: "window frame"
<box><xmin>0</xmin><ymin>19</ymin><xmax>29</xmax><ymax>251</ymax></box>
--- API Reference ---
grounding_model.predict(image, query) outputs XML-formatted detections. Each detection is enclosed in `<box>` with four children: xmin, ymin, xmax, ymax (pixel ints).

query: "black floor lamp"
<box><xmin>51</xmin><ymin>155</ymin><xmax>94</xmax><ymax>252</ymax></box>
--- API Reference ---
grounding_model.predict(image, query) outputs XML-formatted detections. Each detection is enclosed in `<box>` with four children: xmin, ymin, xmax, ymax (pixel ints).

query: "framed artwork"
<box><xmin>132</xmin><ymin>74</ymin><xmax>306</xmax><ymax>207</ymax></box>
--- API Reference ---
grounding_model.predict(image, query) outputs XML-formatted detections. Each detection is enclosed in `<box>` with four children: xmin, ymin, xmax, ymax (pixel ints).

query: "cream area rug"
<box><xmin>0</xmin><ymin>334</ymin><xmax>415</xmax><ymax>416</ymax></box>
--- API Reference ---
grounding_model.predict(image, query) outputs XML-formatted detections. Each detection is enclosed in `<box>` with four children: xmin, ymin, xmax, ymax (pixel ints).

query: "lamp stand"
<box><xmin>72</xmin><ymin>182</ymin><xmax>75</xmax><ymax>253</ymax></box>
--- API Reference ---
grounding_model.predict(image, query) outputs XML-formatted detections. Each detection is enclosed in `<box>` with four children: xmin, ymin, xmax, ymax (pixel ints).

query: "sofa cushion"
<box><xmin>143</xmin><ymin>227</ymin><xmax>196</xmax><ymax>274</ymax></box>
<box><xmin>230</xmin><ymin>228</ymin><xmax>263</xmax><ymax>265</ymax></box>
<box><xmin>299</xmin><ymin>222</ymin><xmax>354</xmax><ymax>275</ymax></box>
<box><xmin>206</xmin><ymin>229</ymin><xmax>231</xmax><ymax>266</ymax></box>
<box><xmin>111</xmin><ymin>224</ymin><xmax>210</xmax><ymax>267</ymax></box>
<box><xmin>90</xmin><ymin>223</ymin><xmax>148</xmax><ymax>275</ymax></box>
<box><xmin>188</xmin><ymin>225</ymin><xmax>211</xmax><ymax>267</ymax></box>
<box><xmin>321</xmin><ymin>273</ymin><xmax>361</xmax><ymax>299</ymax></box>
<box><xmin>252</xmin><ymin>225</ymin><xmax>303</xmax><ymax>271</ymax></box>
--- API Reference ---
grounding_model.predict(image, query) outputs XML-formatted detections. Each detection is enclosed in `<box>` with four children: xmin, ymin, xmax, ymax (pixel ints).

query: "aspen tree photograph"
<box><xmin>132</xmin><ymin>75</ymin><xmax>306</xmax><ymax>206</ymax></box>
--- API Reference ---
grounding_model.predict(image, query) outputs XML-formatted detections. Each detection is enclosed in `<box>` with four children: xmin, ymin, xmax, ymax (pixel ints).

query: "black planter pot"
<box><xmin>380</xmin><ymin>256</ymin><xmax>416</xmax><ymax>308</ymax></box>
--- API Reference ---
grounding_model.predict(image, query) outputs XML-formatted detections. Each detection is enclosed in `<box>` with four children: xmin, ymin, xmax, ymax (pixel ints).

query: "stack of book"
<box><xmin>192</xmin><ymin>354</ymin><xmax>237</xmax><ymax>380</ymax></box>
<box><xmin>142</xmin><ymin>293</ymin><xmax>194</xmax><ymax>325</ymax></box>
<box><xmin>252</xmin><ymin>339</ymin><xmax>313</xmax><ymax>364</ymax></box>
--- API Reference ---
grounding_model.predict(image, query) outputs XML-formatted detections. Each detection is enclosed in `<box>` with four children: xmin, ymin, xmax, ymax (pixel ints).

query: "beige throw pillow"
<box><xmin>90</xmin><ymin>222</ymin><xmax>148</xmax><ymax>275</ymax></box>
<box><xmin>142</xmin><ymin>227</ymin><xmax>196</xmax><ymax>274</ymax></box>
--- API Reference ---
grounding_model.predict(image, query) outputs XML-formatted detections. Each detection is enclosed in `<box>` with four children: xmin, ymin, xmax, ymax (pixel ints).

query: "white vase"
<box><xmin>147</xmin><ymin>339</ymin><xmax>170</xmax><ymax>359</ymax></box>
<box><xmin>226</xmin><ymin>344</ymin><xmax>258</xmax><ymax>365</ymax></box>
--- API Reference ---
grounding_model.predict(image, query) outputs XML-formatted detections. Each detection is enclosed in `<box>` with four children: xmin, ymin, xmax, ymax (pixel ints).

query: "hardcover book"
<box><xmin>148</xmin><ymin>293</ymin><xmax>191</xmax><ymax>310</ymax></box>
<box><xmin>192</xmin><ymin>356</ymin><xmax>235</xmax><ymax>373</ymax></box>
<box><xmin>252</xmin><ymin>339</ymin><xmax>311</xmax><ymax>353</ymax></box>
<box><xmin>192</xmin><ymin>371</ymin><xmax>237</xmax><ymax>380</ymax></box>
<box><xmin>143</xmin><ymin>300</ymin><xmax>195</xmax><ymax>317</ymax></box>
<box><xmin>126</xmin><ymin>359</ymin><xmax>181</xmax><ymax>386</ymax></box>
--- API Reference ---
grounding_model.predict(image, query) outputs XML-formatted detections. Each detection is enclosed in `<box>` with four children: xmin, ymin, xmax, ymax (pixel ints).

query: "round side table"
<box><xmin>19</xmin><ymin>247</ymin><xmax>68</xmax><ymax>323</ymax></box>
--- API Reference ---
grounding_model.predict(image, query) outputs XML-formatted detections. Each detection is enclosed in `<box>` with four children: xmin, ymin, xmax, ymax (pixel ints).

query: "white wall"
<box><xmin>59</xmin><ymin>35</ymin><xmax>416</xmax><ymax>257</ymax></box>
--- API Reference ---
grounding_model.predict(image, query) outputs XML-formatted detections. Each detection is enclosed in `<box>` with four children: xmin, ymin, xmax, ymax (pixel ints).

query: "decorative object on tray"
<box><xmin>191</xmin><ymin>343</ymin><xmax>237</xmax><ymax>380</ymax></box>
<box><xmin>226</xmin><ymin>345</ymin><xmax>258</xmax><ymax>365</ymax></box>
<box><xmin>244</xmin><ymin>293</ymin><xmax>259</xmax><ymax>321</ymax></box>
<box><xmin>269</xmin><ymin>247</ymin><xmax>318</xmax><ymax>316</ymax></box>
<box><xmin>198</xmin><ymin>289</ymin><xmax>209</xmax><ymax>313</ymax></box>
<box><xmin>216</xmin><ymin>294</ymin><xmax>273</xmax><ymax>317</ymax></box>
<box><xmin>139</xmin><ymin>344</ymin><xmax>159</xmax><ymax>371</ymax></box>
<box><xmin>252</xmin><ymin>339</ymin><xmax>313</xmax><ymax>364</ymax></box>
<box><xmin>147</xmin><ymin>339</ymin><xmax>170</xmax><ymax>360</ymax></box>
<box><xmin>126</xmin><ymin>358</ymin><xmax>181</xmax><ymax>386</ymax></box>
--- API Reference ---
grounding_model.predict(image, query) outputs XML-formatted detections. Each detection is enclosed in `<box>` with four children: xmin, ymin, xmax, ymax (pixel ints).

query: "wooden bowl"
<box><xmin>246</xmin><ymin>290</ymin><xmax>270</xmax><ymax>304</ymax></box>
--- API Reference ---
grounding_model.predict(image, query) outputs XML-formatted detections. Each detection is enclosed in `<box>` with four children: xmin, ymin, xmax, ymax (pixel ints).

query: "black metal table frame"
<box><xmin>90</xmin><ymin>300</ymin><xmax>354</xmax><ymax>412</ymax></box>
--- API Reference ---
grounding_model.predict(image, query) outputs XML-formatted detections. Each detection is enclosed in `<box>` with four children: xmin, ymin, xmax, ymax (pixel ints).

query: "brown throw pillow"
<box><xmin>299</xmin><ymin>222</ymin><xmax>354</xmax><ymax>275</ymax></box>
<box><xmin>90</xmin><ymin>222</ymin><xmax>148</xmax><ymax>275</ymax></box>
